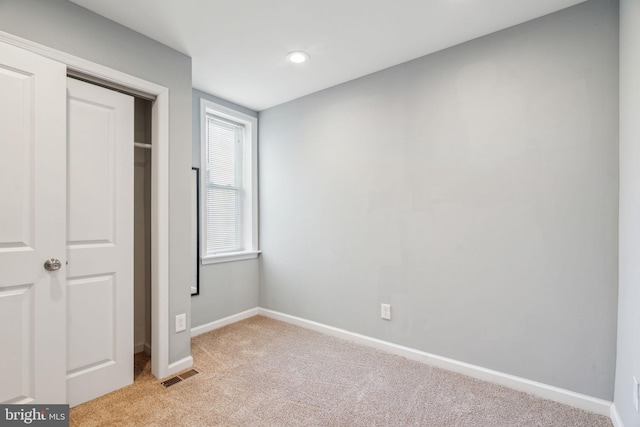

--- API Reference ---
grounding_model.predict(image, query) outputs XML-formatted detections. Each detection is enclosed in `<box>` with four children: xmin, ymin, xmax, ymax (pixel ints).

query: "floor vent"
<box><xmin>160</xmin><ymin>376</ymin><xmax>182</xmax><ymax>388</ymax></box>
<box><xmin>160</xmin><ymin>369</ymin><xmax>200</xmax><ymax>388</ymax></box>
<box><xmin>179</xmin><ymin>369</ymin><xmax>199</xmax><ymax>380</ymax></box>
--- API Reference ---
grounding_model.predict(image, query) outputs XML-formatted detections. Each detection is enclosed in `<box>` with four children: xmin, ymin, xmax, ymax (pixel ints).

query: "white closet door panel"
<box><xmin>67</xmin><ymin>275</ymin><xmax>114</xmax><ymax>373</ymax></box>
<box><xmin>0</xmin><ymin>41</ymin><xmax>67</xmax><ymax>404</ymax></box>
<box><xmin>0</xmin><ymin>285</ymin><xmax>34</xmax><ymax>403</ymax></box>
<box><xmin>66</xmin><ymin>77</ymin><xmax>134</xmax><ymax>407</ymax></box>
<box><xmin>67</xmin><ymin>98</ymin><xmax>116</xmax><ymax>243</ymax></box>
<box><xmin>0</xmin><ymin>67</ymin><xmax>34</xmax><ymax>250</ymax></box>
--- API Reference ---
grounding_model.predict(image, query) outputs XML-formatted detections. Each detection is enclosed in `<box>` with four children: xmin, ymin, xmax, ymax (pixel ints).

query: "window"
<box><xmin>200</xmin><ymin>99</ymin><xmax>258</xmax><ymax>263</ymax></box>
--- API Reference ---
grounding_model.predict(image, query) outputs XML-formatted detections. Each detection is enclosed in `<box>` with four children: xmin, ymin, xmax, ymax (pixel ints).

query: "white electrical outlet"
<box><xmin>381</xmin><ymin>303</ymin><xmax>391</xmax><ymax>320</ymax></box>
<box><xmin>634</xmin><ymin>376</ymin><xmax>639</xmax><ymax>412</ymax></box>
<box><xmin>175</xmin><ymin>313</ymin><xmax>186</xmax><ymax>332</ymax></box>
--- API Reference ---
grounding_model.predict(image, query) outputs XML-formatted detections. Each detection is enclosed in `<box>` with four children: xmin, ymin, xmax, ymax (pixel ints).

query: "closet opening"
<box><xmin>134</xmin><ymin>97</ymin><xmax>153</xmax><ymax>379</ymax></box>
<box><xmin>68</xmin><ymin>73</ymin><xmax>154</xmax><ymax>382</ymax></box>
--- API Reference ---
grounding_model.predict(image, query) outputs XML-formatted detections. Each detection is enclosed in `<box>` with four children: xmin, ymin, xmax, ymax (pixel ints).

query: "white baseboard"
<box><xmin>135</xmin><ymin>342</ymin><xmax>151</xmax><ymax>354</ymax></box>
<box><xmin>190</xmin><ymin>307</ymin><xmax>260</xmax><ymax>337</ymax></box>
<box><xmin>610</xmin><ymin>404</ymin><xmax>625</xmax><ymax>427</ymax></box>
<box><xmin>258</xmin><ymin>308</ymin><xmax>613</xmax><ymax>417</ymax></box>
<box><xmin>166</xmin><ymin>355</ymin><xmax>193</xmax><ymax>378</ymax></box>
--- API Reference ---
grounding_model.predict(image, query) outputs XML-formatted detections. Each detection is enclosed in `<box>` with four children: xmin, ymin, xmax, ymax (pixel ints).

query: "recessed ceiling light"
<box><xmin>287</xmin><ymin>51</ymin><xmax>310</xmax><ymax>64</ymax></box>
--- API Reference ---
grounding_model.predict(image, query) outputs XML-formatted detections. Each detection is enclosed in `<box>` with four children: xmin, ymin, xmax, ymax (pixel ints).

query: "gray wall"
<box><xmin>615</xmin><ymin>0</ymin><xmax>640</xmax><ymax>424</ymax></box>
<box><xmin>191</xmin><ymin>89</ymin><xmax>260</xmax><ymax>328</ymax></box>
<box><xmin>259</xmin><ymin>0</ymin><xmax>618</xmax><ymax>400</ymax></box>
<box><xmin>0</xmin><ymin>0</ymin><xmax>193</xmax><ymax>364</ymax></box>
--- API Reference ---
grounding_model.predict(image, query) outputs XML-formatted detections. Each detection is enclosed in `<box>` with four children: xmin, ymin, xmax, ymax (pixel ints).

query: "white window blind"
<box><xmin>204</xmin><ymin>116</ymin><xmax>245</xmax><ymax>255</ymax></box>
<box><xmin>200</xmin><ymin>98</ymin><xmax>258</xmax><ymax>264</ymax></box>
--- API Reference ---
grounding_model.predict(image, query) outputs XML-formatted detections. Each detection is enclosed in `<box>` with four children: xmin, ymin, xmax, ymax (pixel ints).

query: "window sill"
<box><xmin>201</xmin><ymin>251</ymin><xmax>261</xmax><ymax>265</ymax></box>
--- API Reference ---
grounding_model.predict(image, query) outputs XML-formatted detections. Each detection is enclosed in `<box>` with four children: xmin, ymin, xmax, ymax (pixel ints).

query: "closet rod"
<box><xmin>134</xmin><ymin>142</ymin><xmax>152</xmax><ymax>150</ymax></box>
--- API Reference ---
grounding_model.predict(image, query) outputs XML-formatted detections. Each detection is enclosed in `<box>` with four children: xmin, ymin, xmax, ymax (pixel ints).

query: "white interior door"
<box><xmin>0</xmin><ymin>41</ymin><xmax>67</xmax><ymax>404</ymax></box>
<box><xmin>65</xmin><ymin>78</ymin><xmax>134</xmax><ymax>407</ymax></box>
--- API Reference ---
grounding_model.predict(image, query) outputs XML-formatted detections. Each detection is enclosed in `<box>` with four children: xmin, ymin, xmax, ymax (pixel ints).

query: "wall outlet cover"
<box><xmin>381</xmin><ymin>303</ymin><xmax>391</xmax><ymax>320</ymax></box>
<box><xmin>176</xmin><ymin>313</ymin><xmax>187</xmax><ymax>332</ymax></box>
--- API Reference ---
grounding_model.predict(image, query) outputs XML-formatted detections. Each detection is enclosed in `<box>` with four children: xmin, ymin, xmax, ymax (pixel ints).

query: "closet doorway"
<box><xmin>65</xmin><ymin>76</ymin><xmax>136</xmax><ymax>407</ymax></box>
<box><xmin>63</xmin><ymin>56</ymin><xmax>173</xmax><ymax>383</ymax></box>
<box><xmin>134</xmin><ymin>97</ymin><xmax>153</xmax><ymax>359</ymax></box>
<box><xmin>66</xmin><ymin>76</ymin><xmax>158</xmax><ymax>406</ymax></box>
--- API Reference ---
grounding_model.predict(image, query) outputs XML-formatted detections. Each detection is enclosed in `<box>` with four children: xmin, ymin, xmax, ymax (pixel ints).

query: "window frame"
<box><xmin>200</xmin><ymin>98</ymin><xmax>259</xmax><ymax>264</ymax></box>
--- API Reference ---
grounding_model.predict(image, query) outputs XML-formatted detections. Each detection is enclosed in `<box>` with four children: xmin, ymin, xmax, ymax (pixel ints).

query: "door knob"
<box><xmin>44</xmin><ymin>258</ymin><xmax>62</xmax><ymax>271</ymax></box>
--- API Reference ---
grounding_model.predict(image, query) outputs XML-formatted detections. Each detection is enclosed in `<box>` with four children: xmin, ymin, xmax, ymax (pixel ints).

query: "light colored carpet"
<box><xmin>70</xmin><ymin>315</ymin><xmax>612</xmax><ymax>426</ymax></box>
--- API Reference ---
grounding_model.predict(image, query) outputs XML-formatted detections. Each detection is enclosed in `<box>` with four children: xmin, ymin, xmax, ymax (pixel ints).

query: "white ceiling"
<box><xmin>70</xmin><ymin>0</ymin><xmax>585</xmax><ymax>111</ymax></box>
